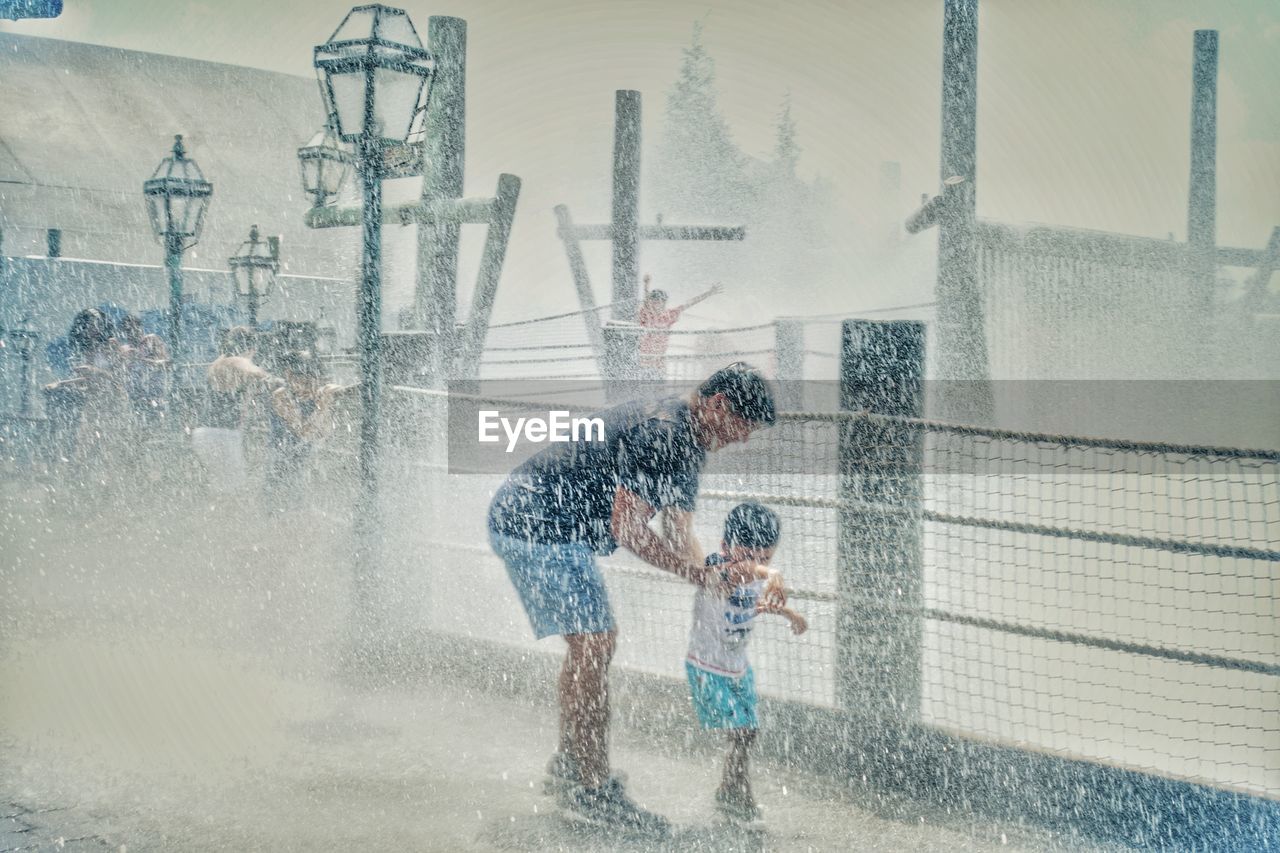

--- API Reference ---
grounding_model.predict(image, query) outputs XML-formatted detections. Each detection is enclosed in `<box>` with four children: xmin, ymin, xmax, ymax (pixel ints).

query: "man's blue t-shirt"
<box><xmin>487</xmin><ymin>396</ymin><xmax>706</xmax><ymax>554</ymax></box>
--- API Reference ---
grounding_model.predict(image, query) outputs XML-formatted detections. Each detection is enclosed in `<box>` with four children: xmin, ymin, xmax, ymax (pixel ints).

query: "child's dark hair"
<box><xmin>723</xmin><ymin>501</ymin><xmax>781</xmax><ymax>550</ymax></box>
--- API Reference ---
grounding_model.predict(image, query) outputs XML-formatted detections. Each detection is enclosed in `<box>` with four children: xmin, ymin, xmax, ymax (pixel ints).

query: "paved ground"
<box><xmin>0</xmin><ymin>484</ymin><xmax>1105</xmax><ymax>852</ymax></box>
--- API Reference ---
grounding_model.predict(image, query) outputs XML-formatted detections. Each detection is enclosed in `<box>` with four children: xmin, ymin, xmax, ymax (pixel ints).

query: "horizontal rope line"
<box><xmin>666</xmin><ymin>349</ymin><xmax>774</xmax><ymax>360</ymax></box>
<box><xmin>487</xmin><ymin>302</ymin><xmax>626</xmax><ymax>329</ymax></box>
<box><xmin>421</xmin><ymin>539</ymin><xmax>1277</xmax><ymax>676</ymax></box>
<box><xmin>918</xmin><ymin>606</ymin><xmax>1280</xmax><ymax>677</ymax></box>
<box><xmin>791</xmin><ymin>301</ymin><xmax>939</xmax><ymax>321</ymax></box>
<box><xmin>389</xmin><ymin>386</ymin><xmax>1280</xmax><ymax>461</ymax></box>
<box><xmin>865</xmin><ymin>411</ymin><xmax>1280</xmax><ymax>462</ymax></box>
<box><xmin>772</xmin><ymin>410</ymin><xmax>1280</xmax><ymax>462</ymax></box>
<box><xmin>661</xmin><ymin>322</ymin><xmax>776</xmax><ymax>336</ymax></box>
<box><xmin>483</xmin><ymin>343</ymin><xmax>594</xmax><ymax>352</ymax></box>
<box><xmin>481</xmin><ymin>355</ymin><xmax>599</xmax><ymax>365</ymax></box>
<box><xmin>699</xmin><ymin>489</ymin><xmax>1280</xmax><ymax>562</ymax></box>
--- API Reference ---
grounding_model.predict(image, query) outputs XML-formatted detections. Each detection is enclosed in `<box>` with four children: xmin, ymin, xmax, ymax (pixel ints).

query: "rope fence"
<box><xmin>386</xmin><ymin>381</ymin><xmax>1279</xmax><ymax>799</ymax></box>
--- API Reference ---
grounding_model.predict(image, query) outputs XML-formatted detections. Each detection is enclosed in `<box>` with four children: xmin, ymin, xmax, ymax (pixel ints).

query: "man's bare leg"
<box><xmin>561</xmin><ymin>630</ymin><xmax>617</xmax><ymax>789</ymax></box>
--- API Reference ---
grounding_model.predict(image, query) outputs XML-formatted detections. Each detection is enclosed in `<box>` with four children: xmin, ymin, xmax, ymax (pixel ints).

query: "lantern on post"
<box><xmin>297</xmin><ymin>123</ymin><xmax>354</xmax><ymax>208</ymax></box>
<box><xmin>311</xmin><ymin>3</ymin><xmax>436</xmax><ymax>634</ymax></box>
<box><xmin>143</xmin><ymin>134</ymin><xmax>213</xmax><ymax>359</ymax></box>
<box><xmin>228</xmin><ymin>225</ymin><xmax>279</xmax><ymax>328</ymax></box>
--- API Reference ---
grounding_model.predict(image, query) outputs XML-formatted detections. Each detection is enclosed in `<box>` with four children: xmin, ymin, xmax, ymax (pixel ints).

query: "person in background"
<box><xmin>117</xmin><ymin>313</ymin><xmax>171</xmax><ymax>428</ymax></box>
<box><xmin>42</xmin><ymin>308</ymin><xmax>126</xmax><ymax>474</ymax></box>
<box><xmin>264</xmin><ymin>351</ymin><xmax>355</xmax><ymax>510</ymax></box>
<box><xmin>638</xmin><ymin>274</ymin><xmax>723</xmax><ymax>379</ymax></box>
<box><xmin>192</xmin><ymin>327</ymin><xmax>274</xmax><ymax>495</ymax></box>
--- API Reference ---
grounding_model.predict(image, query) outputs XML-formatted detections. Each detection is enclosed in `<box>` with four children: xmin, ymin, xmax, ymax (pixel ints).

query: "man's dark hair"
<box><xmin>723</xmin><ymin>501</ymin><xmax>781</xmax><ymax>550</ymax></box>
<box><xmin>67</xmin><ymin>307</ymin><xmax>113</xmax><ymax>356</ymax></box>
<box><xmin>647</xmin><ymin>289</ymin><xmax>668</xmax><ymax>303</ymax></box>
<box><xmin>698</xmin><ymin>362</ymin><xmax>776</xmax><ymax>425</ymax></box>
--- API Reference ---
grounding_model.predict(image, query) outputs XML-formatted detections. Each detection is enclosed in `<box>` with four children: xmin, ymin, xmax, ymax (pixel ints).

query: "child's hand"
<box><xmin>788</xmin><ymin>612</ymin><xmax>808</xmax><ymax>636</ymax></box>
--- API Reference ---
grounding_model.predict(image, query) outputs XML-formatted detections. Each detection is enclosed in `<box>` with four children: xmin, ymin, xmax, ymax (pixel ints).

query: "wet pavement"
<box><xmin>0</xmin><ymin>484</ymin><xmax>1104</xmax><ymax>852</ymax></box>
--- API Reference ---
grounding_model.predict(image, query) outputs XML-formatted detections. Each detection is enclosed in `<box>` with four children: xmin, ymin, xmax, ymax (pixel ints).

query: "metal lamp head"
<box><xmin>143</xmin><ymin>134</ymin><xmax>213</xmax><ymax>248</ymax></box>
<box><xmin>313</xmin><ymin>4</ymin><xmax>435</xmax><ymax>148</ymax></box>
<box><xmin>297</xmin><ymin>123</ymin><xmax>354</xmax><ymax>207</ymax></box>
<box><xmin>228</xmin><ymin>224</ymin><xmax>279</xmax><ymax>300</ymax></box>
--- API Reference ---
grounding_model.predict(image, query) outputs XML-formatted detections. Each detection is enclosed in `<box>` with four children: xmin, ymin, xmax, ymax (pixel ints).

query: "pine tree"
<box><xmin>773</xmin><ymin>92</ymin><xmax>800</xmax><ymax>179</ymax></box>
<box><xmin>654</xmin><ymin>22</ymin><xmax>749</xmax><ymax>219</ymax></box>
<box><xmin>647</xmin><ymin>22</ymin><xmax>848</xmax><ymax>326</ymax></box>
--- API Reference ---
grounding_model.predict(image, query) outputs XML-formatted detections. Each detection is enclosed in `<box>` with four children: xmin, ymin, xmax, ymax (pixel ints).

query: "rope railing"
<box><xmin>384</xmin><ymin>379</ymin><xmax>1276</xmax><ymax>796</ymax></box>
<box><xmin>391</xmin><ymin>385</ymin><xmax>1280</xmax><ymax>463</ymax></box>
<box><xmin>416</xmin><ymin>533</ymin><xmax>1280</xmax><ymax>678</ymax></box>
<box><xmin>698</xmin><ymin>488</ymin><xmax>1280</xmax><ymax>563</ymax></box>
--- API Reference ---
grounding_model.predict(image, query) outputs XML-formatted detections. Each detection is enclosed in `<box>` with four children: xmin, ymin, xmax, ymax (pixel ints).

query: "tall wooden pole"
<box><xmin>611</xmin><ymin>90</ymin><xmax>642</xmax><ymax>325</ymax></box>
<box><xmin>1187</xmin><ymin>29</ymin><xmax>1218</xmax><ymax>348</ymax></box>
<box><xmin>937</xmin><ymin>0</ymin><xmax>992</xmax><ymax>422</ymax></box>
<box><xmin>416</xmin><ymin>16</ymin><xmax>467</xmax><ymax>384</ymax></box>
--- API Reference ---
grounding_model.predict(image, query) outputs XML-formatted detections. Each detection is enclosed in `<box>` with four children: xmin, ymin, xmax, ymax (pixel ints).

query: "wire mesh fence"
<box><xmin>382</xmin><ymin>384</ymin><xmax>1279</xmax><ymax>799</ymax></box>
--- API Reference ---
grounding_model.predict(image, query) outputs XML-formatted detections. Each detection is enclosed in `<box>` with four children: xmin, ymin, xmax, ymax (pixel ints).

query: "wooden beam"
<box><xmin>458</xmin><ymin>174</ymin><xmax>521</xmax><ymax>372</ymax></box>
<box><xmin>304</xmin><ymin>197</ymin><xmax>497</xmax><ymax>230</ymax></box>
<box><xmin>554</xmin><ymin>205</ymin><xmax>607</xmax><ymax>367</ymax></box>
<box><xmin>561</xmin><ymin>223</ymin><xmax>745</xmax><ymax>242</ymax></box>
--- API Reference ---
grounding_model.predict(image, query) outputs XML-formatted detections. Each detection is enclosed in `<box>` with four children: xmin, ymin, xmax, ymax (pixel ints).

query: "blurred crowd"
<box><xmin>40</xmin><ymin>306</ymin><xmax>355</xmax><ymax>509</ymax></box>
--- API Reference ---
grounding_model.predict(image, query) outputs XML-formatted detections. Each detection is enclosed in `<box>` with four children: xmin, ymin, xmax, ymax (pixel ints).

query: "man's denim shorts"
<box><xmin>489</xmin><ymin>530</ymin><xmax>615</xmax><ymax>639</ymax></box>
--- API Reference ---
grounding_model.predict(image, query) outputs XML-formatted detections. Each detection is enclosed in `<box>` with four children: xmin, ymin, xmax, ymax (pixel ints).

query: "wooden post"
<box><xmin>937</xmin><ymin>0</ymin><xmax>992</xmax><ymax>422</ymax></box>
<box><xmin>612</xmin><ymin>90</ymin><xmax>642</xmax><ymax>325</ymax></box>
<box><xmin>416</xmin><ymin>15</ymin><xmax>467</xmax><ymax>383</ymax></box>
<box><xmin>773</xmin><ymin>317</ymin><xmax>804</xmax><ymax>409</ymax></box>
<box><xmin>602</xmin><ymin>320</ymin><xmax>641</xmax><ymax>401</ymax></box>
<box><xmin>458</xmin><ymin>173</ymin><xmax>521</xmax><ymax>375</ymax></box>
<box><xmin>554</xmin><ymin>204</ymin><xmax>608</xmax><ymax>366</ymax></box>
<box><xmin>1187</xmin><ymin>30</ymin><xmax>1219</xmax><ymax>333</ymax></box>
<box><xmin>837</xmin><ymin>320</ymin><xmax>924</xmax><ymax>737</ymax></box>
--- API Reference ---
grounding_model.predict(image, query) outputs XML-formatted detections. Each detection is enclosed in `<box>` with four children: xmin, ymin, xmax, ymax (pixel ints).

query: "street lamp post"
<box><xmin>228</xmin><ymin>224</ymin><xmax>279</xmax><ymax>328</ymax></box>
<box><xmin>312</xmin><ymin>4</ymin><xmax>435</xmax><ymax>628</ymax></box>
<box><xmin>143</xmin><ymin>134</ymin><xmax>213</xmax><ymax>362</ymax></box>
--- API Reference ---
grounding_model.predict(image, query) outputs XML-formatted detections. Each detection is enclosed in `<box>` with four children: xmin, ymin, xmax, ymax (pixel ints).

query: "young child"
<box><xmin>685</xmin><ymin>501</ymin><xmax>807</xmax><ymax>824</ymax></box>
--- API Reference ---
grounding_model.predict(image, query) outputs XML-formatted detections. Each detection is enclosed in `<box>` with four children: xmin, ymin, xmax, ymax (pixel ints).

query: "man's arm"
<box><xmin>209</xmin><ymin>356</ymin><xmax>269</xmax><ymax>393</ymax></box>
<box><xmin>611</xmin><ymin>485</ymin><xmax>710</xmax><ymax>585</ymax></box>
<box><xmin>611</xmin><ymin>486</ymin><xmax>763</xmax><ymax>589</ymax></box>
<box><xmin>660</xmin><ymin>506</ymin><xmax>705</xmax><ymax>569</ymax></box>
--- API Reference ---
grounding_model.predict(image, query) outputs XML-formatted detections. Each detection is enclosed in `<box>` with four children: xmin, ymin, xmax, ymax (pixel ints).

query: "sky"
<box><xmin>4</xmin><ymin>0</ymin><xmax>1279</xmax><ymax>322</ymax></box>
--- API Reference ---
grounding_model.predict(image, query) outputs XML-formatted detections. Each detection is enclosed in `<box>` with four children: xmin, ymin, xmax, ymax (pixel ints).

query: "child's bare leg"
<box><xmin>719</xmin><ymin>728</ymin><xmax>757</xmax><ymax>801</ymax></box>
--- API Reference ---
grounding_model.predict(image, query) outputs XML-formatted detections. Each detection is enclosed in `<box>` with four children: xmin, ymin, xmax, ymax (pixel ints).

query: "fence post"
<box><xmin>773</xmin><ymin>317</ymin><xmax>804</xmax><ymax>409</ymax></box>
<box><xmin>837</xmin><ymin>319</ymin><xmax>925</xmax><ymax>744</ymax></box>
<box><xmin>602</xmin><ymin>320</ymin><xmax>641</xmax><ymax>402</ymax></box>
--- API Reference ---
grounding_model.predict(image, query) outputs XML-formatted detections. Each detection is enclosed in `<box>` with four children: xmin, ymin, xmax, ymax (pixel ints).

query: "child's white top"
<box><xmin>687</xmin><ymin>559</ymin><xmax>764</xmax><ymax>677</ymax></box>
